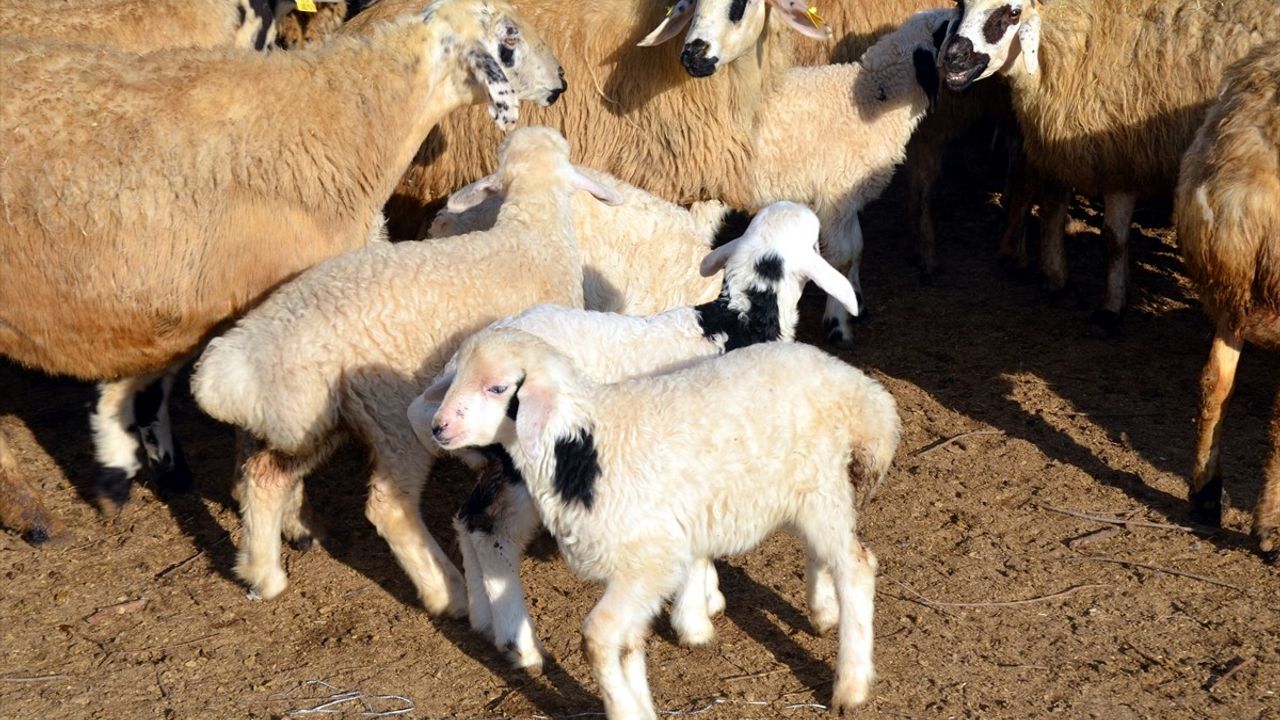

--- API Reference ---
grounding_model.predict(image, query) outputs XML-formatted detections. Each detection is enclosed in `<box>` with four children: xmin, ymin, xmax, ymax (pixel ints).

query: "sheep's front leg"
<box><xmin>670</xmin><ymin>559</ymin><xmax>719</xmax><ymax>646</ymax></box>
<box><xmin>1090</xmin><ymin>192</ymin><xmax>1137</xmax><ymax>336</ymax></box>
<box><xmin>91</xmin><ymin>375</ymin><xmax>147</xmax><ymax>513</ymax></box>
<box><xmin>820</xmin><ymin>209</ymin><xmax>864</xmax><ymax>349</ymax></box>
<box><xmin>1037</xmin><ymin>184</ymin><xmax>1072</xmax><ymax>297</ymax></box>
<box><xmin>0</xmin><ymin>430</ymin><xmax>61</xmax><ymax>544</ymax></box>
<box><xmin>583</xmin><ymin>580</ymin><xmax>663</xmax><ymax>720</ymax></box>
<box><xmin>1251</xmin><ymin>388</ymin><xmax>1280</xmax><ymax>562</ymax></box>
<box><xmin>459</xmin><ymin>469</ymin><xmax>547</xmax><ymax>669</ymax></box>
<box><xmin>133</xmin><ymin>369</ymin><xmax>194</xmax><ymax>499</ymax></box>
<box><xmin>1190</xmin><ymin>326</ymin><xmax>1243</xmax><ymax>527</ymax></box>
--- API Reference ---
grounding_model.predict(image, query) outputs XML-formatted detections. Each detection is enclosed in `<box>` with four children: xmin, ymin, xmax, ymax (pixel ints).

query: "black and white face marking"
<box><xmin>551</xmin><ymin>430</ymin><xmax>600</xmax><ymax>510</ymax></box>
<box><xmin>237</xmin><ymin>0</ymin><xmax>277</xmax><ymax>51</ymax></box>
<box><xmin>710</xmin><ymin>208</ymin><xmax>755</xmax><ymax>250</ymax></box>
<box><xmin>940</xmin><ymin>0</ymin><xmax>1034</xmax><ymax>89</ymax></box>
<box><xmin>680</xmin><ymin>0</ymin><xmax>768</xmax><ymax>77</ymax></box>
<box><xmin>482</xmin><ymin>16</ymin><xmax>566</xmax><ymax>110</ymax></box>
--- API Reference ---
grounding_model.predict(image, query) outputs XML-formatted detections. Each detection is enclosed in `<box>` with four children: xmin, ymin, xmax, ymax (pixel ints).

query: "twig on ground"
<box><xmin>86</xmin><ymin>597</ymin><xmax>148</xmax><ymax>624</ymax></box>
<box><xmin>722</xmin><ymin>667</ymin><xmax>787</xmax><ymax>682</ymax></box>
<box><xmin>286</xmin><ymin>681</ymin><xmax>414</xmax><ymax>717</ymax></box>
<box><xmin>884</xmin><ymin>577</ymin><xmax>1109</xmax><ymax>609</ymax></box>
<box><xmin>1036</xmin><ymin>503</ymin><xmax>1202</xmax><ymax>532</ymax></box>
<box><xmin>123</xmin><ymin>632</ymin><xmax>224</xmax><ymax>655</ymax></box>
<box><xmin>1205</xmin><ymin>656</ymin><xmax>1255</xmax><ymax>693</ymax></box>
<box><xmin>911</xmin><ymin>429</ymin><xmax>1005</xmax><ymax>459</ymax></box>
<box><xmin>155</xmin><ymin>550</ymin><xmax>205</xmax><ymax>579</ymax></box>
<box><xmin>1067</xmin><ymin>525</ymin><xmax>1123</xmax><ymax>549</ymax></box>
<box><xmin>0</xmin><ymin>675</ymin><xmax>67</xmax><ymax>683</ymax></box>
<box><xmin>1069</xmin><ymin>556</ymin><xmax>1249</xmax><ymax>593</ymax></box>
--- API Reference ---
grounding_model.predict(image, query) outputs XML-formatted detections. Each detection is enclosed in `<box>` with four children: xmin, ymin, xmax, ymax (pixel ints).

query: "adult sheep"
<box><xmin>1176</xmin><ymin>43</ymin><xmax>1280</xmax><ymax>562</ymax></box>
<box><xmin>0</xmin><ymin>0</ymin><xmax>565</xmax><ymax>541</ymax></box>
<box><xmin>0</xmin><ymin>0</ymin><xmax>283</xmax><ymax>51</ymax></box>
<box><xmin>940</xmin><ymin>0</ymin><xmax>1280</xmax><ymax>334</ymax></box>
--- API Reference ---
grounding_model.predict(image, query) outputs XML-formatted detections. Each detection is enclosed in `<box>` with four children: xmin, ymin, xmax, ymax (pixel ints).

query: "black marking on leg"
<box><xmin>553</xmin><ymin>430</ymin><xmax>599</xmax><ymax>510</ymax></box>
<box><xmin>498</xmin><ymin>44</ymin><xmax>515</xmax><ymax>67</ymax></box>
<box><xmin>95</xmin><ymin>466</ymin><xmax>133</xmax><ymax>509</ymax></box>
<box><xmin>710</xmin><ymin>208</ymin><xmax>754</xmax><ymax>250</ymax></box>
<box><xmin>1188</xmin><ymin>475</ymin><xmax>1223</xmax><ymax>527</ymax></box>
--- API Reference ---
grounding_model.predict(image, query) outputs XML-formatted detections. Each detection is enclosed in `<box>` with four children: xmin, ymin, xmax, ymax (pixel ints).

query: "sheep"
<box><xmin>940</xmin><ymin>0</ymin><xmax>1280</xmax><ymax>335</ymax></box>
<box><xmin>427</xmin><ymin>168</ymin><xmax>747</xmax><ymax>315</ymax></box>
<box><xmin>409</xmin><ymin>201</ymin><xmax>862</xmax><ymax>668</ymax></box>
<box><xmin>430</xmin><ymin>329</ymin><xmax>900</xmax><ymax>718</ymax></box>
<box><xmin>275</xmin><ymin>0</ymin><xmax>356</xmax><ymax>49</ymax></box>
<box><xmin>0</xmin><ymin>0</ymin><xmax>566</xmax><ymax>533</ymax></box>
<box><xmin>0</xmin><ymin>0</ymin><xmax>283</xmax><ymax>52</ymax></box>
<box><xmin>1175</xmin><ymin>43</ymin><xmax>1280</xmax><ymax>562</ymax></box>
<box><xmin>189</xmin><ymin>127</ymin><xmax>622</xmax><ymax>614</ymax></box>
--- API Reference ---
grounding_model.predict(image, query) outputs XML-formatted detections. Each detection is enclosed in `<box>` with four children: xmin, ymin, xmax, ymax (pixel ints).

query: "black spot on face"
<box><xmin>695</xmin><ymin>285</ymin><xmax>782</xmax><ymax>352</ymax></box>
<box><xmin>506</xmin><ymin>376</ymin><xmax>524</xmax><ymax>421</ymax></box>
<box><xmin>681</xmin><ymin>39</ymin><xmax>719</xmax><ymax>77</ymax></box>
<box><xmin>498</xmin><ymin>44</ymin><xmax>515</xmax><ymax>67</ymax></box>
<box><xmin>552</xmin><ymin>431</ymin><xmax>600</xmax><ymax>509</ymax></box>
<box><xmin>982</xmin><ymin>5</ymin><xmax>1017</xmax><ymax>45</ymax></box>
<box><xmin>710</xmin><ymin>208</ymin><xmax>754</xmax><ymax>250</ymax></box>
<box><xmin>753</xmin><ymin>253</ymin><xmax>784</xmax><ymax>282</ymax></box>
<box><xmin>728</xmin><ymin>0</ymin><xmax>749</xmax><ymax>23</ymax></box>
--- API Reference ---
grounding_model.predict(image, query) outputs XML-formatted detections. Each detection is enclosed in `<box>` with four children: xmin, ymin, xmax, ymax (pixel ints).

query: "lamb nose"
<box><xmin>431</xmin><ymin>422</ymin><xmax>448</xmax><ymax>439</ymax></box>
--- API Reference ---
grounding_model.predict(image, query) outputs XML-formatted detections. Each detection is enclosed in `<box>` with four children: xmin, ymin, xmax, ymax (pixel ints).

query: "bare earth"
<box><xmin>2</xmin><ymin>140</ymin><xmax>1277</xmax><ymax>720</ymax></box>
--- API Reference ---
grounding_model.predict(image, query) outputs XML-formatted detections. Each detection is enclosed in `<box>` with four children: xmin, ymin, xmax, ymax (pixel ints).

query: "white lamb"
<box><xmin>409</xmin><ymin>201</ymin><xmax>861</xmax><ymax>668</ymax></box>
<box><xmin>190</xmin><ymin>127</ymin><xmax>621</xmax><ymax>614</ymax></box>
<box><xmin>430</xmin><ymin>330</ymin><xmax>900</xmax><ymax>718</ymax></box>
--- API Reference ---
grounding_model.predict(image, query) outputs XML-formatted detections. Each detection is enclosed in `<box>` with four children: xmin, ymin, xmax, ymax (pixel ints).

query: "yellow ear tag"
<box><xmin>665</xmin><ymin>3</ymin><xmax>675</xmax><ymax>16</ymax></box>
<box><xmin>805</xmin><ymin>5</ymin><xmax>826</xmax><ymax>28</ymax></box>
<box><xmin>296</xmin><ymin>0</ymin><xmax>317</xmax><ymax>12</ymax></box>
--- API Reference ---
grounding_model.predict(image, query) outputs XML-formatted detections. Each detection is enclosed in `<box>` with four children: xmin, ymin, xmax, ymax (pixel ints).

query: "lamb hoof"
<box><xmin>93</xmin><ymin>467</ymin><xmax>132</xmax><ymax>514</ymax></box>
<box><xmin>504</xmin><ymin>639</ymin><xmax>546</xmax><ymax>673</ymax></box>
<box><xmin>287</xmin><ymin>534</ymin><xmax>316</xmax><ymax>552</ymax></box>
<box><xmin>1253</xmin><ymin>523</ymin><xmax>1279</xmax><ymax>565</ymax></box>
<box><xmin>675</xmin><ymin>618</ymin><xmax>717</xmax><ymax>647</ymax></box>
<box><xmin>706</xmin><ymin>589</ymin><xmax>726</xmax><ymax>618</ymax></box>
<box><xmin>810</xmin><ymin>607</ymin><xmax>839</xmax><ymax>635</ymax></box>
<box><xmin>245</xmin><ymin>572</ymin><xmax>288</xmax><ymax>601</ymax></box>
<box><xmin>1087</xmin><ymin>309</ymin><xmax>1122</xmax><ymax>338</ymax></box>
<box><xmin>424</xmin><ymin>585</ymin><xmax>469</xmax><ymax>619</ymax></box>
<box><xmin>1188</xmin><ymin>477</ymin><xmax>1223</xmax><ymax>527</ymax></box>
<box><xmin>831</xmin><ymin>675</ymin><xmax>873</xmax><ymax>714</ymax></box>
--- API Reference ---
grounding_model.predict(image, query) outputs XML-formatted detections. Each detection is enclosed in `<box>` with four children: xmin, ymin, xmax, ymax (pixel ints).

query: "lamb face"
<box><xmin>940</xmin><ymin>0</ymin><xmax>1040</xmax><ymax>89</ymax></box>
<box><xmin>428</xmin><ymin>336</ymin><xmax>528</xmax><ymax>452</ymax></box>
<box><xmin>641</xmin><ymin>0</ymin><xmax>833</xmax><ymax>77</ymax></box>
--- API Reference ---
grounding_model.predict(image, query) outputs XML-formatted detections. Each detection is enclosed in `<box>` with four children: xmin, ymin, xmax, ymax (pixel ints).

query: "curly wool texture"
<box><xmin>276</xmin><ymin>1</ymin><xmax>350</xmax><ymax>49</ymax></box>
<box><xmin>1012</xmin><ymin>0</ymin><xmax>1280</xmax><ymax>197</ymax></box>
<box><xmin>0</xmin><ymin>0</ymin><xmax>279</xmax><ymax>52</ymax></box>
<box><xmin>0</xmin><ymin>13</ymin><xmax>489</xmax><ymax>380</ymax></box>
<box><xmin>1175</xmin><ymin>43</ymin><xmax>1280</xmax><ymax>336</ymax></box>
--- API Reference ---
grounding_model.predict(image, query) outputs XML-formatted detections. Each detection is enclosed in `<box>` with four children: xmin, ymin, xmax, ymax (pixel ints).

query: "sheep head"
<box><xmin>640</xmin><ymin>0</ymin><xmax>833</xmax><ymax>77</ymax></box>
<box><xmin>939</xmin><ymin>0</ymin><xmax>1041</xmax><ymax>91</ymax></box>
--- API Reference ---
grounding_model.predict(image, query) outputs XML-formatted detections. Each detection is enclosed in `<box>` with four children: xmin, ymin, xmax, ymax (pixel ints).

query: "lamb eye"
<box><xmin>487</xmin><ymin>385</ymin><xmax>508</xmax><ymax>395</ymax></box>
<box><xmin>1010</xmin><ymin>7</ymin><xmax>1021</xmax><ymax>19</ymax></box>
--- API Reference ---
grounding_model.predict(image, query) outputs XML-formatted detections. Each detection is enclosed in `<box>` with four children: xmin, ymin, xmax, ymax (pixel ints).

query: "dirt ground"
<box><xmin>1</xmin><ymin>138</ymin><xmax>1277</xmax><ymax>720</ymax></box>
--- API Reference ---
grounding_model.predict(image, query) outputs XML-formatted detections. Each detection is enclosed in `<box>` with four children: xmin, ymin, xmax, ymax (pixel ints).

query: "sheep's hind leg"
<box><xmin>805</xmin><ymin>552</ymin><xmax>839</xmax><ymax>634</ymax></box>
<box><xmin>133</xmin><ymin>369</ymin><xmax>194</xmax><ymax>499</ymax></box>
<box><xmin>90</xmin><ymin>375</ymin><xmax>149</xmax><ymax>513</ymax></box>
<box><xmin>1252</xmin><ymin>388</ymin><xmax>1280</xmax><ymax>563</ymax></box>
<box><xmin>670</xmin><ymin>559</ymin><xmax>717</xmax><ymax>646</ymax></box>
<box><xmin>461</xmin><ymin>464</ymin><xmax>547</xmax><ymax>668</ymax></box>
<box><xmin>236</xmin><ymin>442</ymin><xmax>311</xmax><ymax>599</ymax></box>
<box><xmin>583</xmin><ymin>578</ymin><xmax>664</xmax><ymax>720</ymax></box>
<box><xmin>1190</xmin><ymin>325</ymin><xmax>1243</xmax><ymax>527</ymax></box>
<box><xmin>1089</xmin><ymin>192</ymin><xmax>1137</xmax><ymax>336</ymax></box>
<box><xmin>821</xmin><ymin>211</ymin><xmax>864</xmax><ymax>350</ymax></box>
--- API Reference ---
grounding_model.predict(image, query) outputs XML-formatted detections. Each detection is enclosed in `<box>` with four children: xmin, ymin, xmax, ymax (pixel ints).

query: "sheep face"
<box><xmin>940</xmin><ymin>0</ymin><xmax>1041</xmax><ymax>90</ymax></box>
<box><xmin>428</xmin><ymin>0</ymin><xmax>567</xmax><ymax>129</ymax></box>
<box><xmin>641</xmin><ymin>0</ymin><xmax>832</xmax><ymax>77</ymax></box>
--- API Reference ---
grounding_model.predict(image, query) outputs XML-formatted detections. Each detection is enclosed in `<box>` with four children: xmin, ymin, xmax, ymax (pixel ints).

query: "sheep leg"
<box><xmin>1252</xmin><ymin>389</ymin><xmax>1280</xmax><ymax>562</ymax></box>
<box><xmin>1189</xmin><ymin>325</ymin><xmax>1243</xmax><ymax>527</ymax></box>
<box><xmin>704</xmin><ymin>559</ymin><xmax>724</xmax><ymax>617</ymax></box>
<box><xmin>997</xmin><ymin>148</ymin><xmax>1036</xmax><ymax>275</ymax></box>
<box><xmin>821</xmin><ymin>210</ymin><xmax>864</xmax><ymax>349</ymax></box>
<box><xmin>903</xmin><ymin>137</ymin><xmax>943</xmax><ymax>281</ymax></box>
<box><xmin>1089</xmin><ymin>192</ymin><xmax>1137</xmax><ymax>336</ymax></box>
<box><xmin>133</xmin><ymin>369</ymin><xmax>194</xmax><ymax>499</ymax></box>
<box><xmin>91</xmin><ymin>375</ymin><xmax>149</xmax><ymax>513</ymax></box>
<box><xmin>459</xmin><ymin>470</ymin><xmax>548</xmax><ymax>669</ymax></box>
<box><xmin>805</xmin><ymin>552</ymin><xmax>839</xmax><ymax>634</ymax></box>
<box><xmin>583</xmin><ymin>579</ymin><xmax>663</xmax><ymax>720</ymax></box>
<box><xmin>670</xmin><ymin>559</ymin><xmax>717</xmax><ymax>646</ymax></box>
<box><xmin>280</xmin><ymin>474</ymin><xmax>321</xmax><ymax>551</ymax></box>
<box><xmin>454</xmin><ymin>516</ymin><xmax>494</xmax><ymax>637</ymax></box>
<box><xmin>236</xmin><ymin>443</ymin><xmax>311</xmax><ymax>599</ymax></box>
<box><xmin>1038</xmin><ymin>184</ymin><xmax>1072</xmax><ymax>297</ymax></box>
<box><xmin>0</xmin><ymin>429</ymin><xmax>61</xmax><ymax>545</ymax></box>
<box><xmin>621</xmin><ymin>620</ymin><xmax>657</xmax><ymax>720</ymax></box>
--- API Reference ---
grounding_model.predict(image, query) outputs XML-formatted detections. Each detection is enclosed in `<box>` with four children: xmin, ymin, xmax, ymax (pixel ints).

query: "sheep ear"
<box><xmin>1017</xmin><ymin>10</ymin><xmax>1041</xmax><ymax>75</ymax></box>
<box><xmin>569</xmin><ymin>169</ymin><xmax>623</xmax><ymax>206</ymax></box>
<box><xmin>420</xmin><ymin>371</ymin><xmax>455</xmax><ymax>403</ymax></box>
<box><xmin>698</xmin><ymin>237</ymin><xmax>742</xmax><ymax>277</ymax></box>
<box><xmin>766</xmin><ymin>0</ymin><xmax>835</xmax><ymax>41</ymax></box>
<box><xmin>800</xmin><ymin>254</ymin><xmax>860</xmax><ymax>317</ymax></box>
<box><xmin>467</xmin><ymin>47</ymin><xmax>518</xmax><ymax>130</ymax></box>
<box><xmin>447</xmin><ymin>174</ymin><xmax>502</xmax><ymax>213</ymax></box>
<box><xmin>637</xmin><ymin>0</ymin><xmax>695</xmax><ymax>47</ymax></box>
<box><xmin>514</xmin><ymin>379</ymin><xmax>555</xmax><ymax>459</ymax></box>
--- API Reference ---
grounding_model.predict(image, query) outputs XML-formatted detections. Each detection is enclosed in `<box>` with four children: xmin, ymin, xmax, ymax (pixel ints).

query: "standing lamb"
<box><xmin>0</xmin><ymin>0</ymin><xmax>283</xmax><ymax>51</ymax></box>
<box><xmin>940</xmin><ymin>0</ymin><xmax>1280</xmax><ymax>334</ymax></box>
<box><xmin>0</xmin><ymin>0</ymin><xmax>565</xmax><ymax>538</ymax></box>
<box><xmin>1175</xmin><ymin>43</ymin><xmax>1280</xmax><ymax>561</ymax></box>
<box><xmin>411</xmin><ymin>202</ymin><xmax>861</xmax><ymax>668</ymax></box>
<box><xmin>431</xmin><ymin>330</ymin><xmax>900</xmax><ymax>718</ymax></box>
<box><xmin>190</xmin><ymin>127</ymin><xmax>622</xmax><ymax>614</ymax></box>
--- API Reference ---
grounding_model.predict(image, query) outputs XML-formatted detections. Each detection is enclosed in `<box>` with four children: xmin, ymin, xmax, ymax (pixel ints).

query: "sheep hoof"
<box><xmin>152</xmin><ymin>460</ymin><xmax>195</xmax><ymax>500</ymax></box>
<box><xmin>674</xmin><ymin>618</ymin><xmax>717</xmax><ymax>647</ymax></box>
<box><xmin>706</xmin><ymin>589</ymin><xmax>726</xmax><ymax>618</ymax></box>
<box><xmin>1086</xmin><ymin>309</ymin><xmax>1122</xmax><ymax>338</ymax></box>
<box><xmin>288</xmin><ymin>534</ymin><xmax>316</xmax><ymax>552</ymax></box>
<box><xmin>810</xmin><ymin>607</ymin><xmax>839</xmax><ymax>635</ymax></box>
<box><xmin>1188</xmin><ymin>477</ymin><xmax>1223</xmax><ymax>527</ymax></box>
<box><xmin>504</xmin><ymin>639</ymin><xmax>546</xmax><ymax>673</ymax></box>
<box><xmin>93</xmin><ymin>467</ymin><xmax>132</xmax><ymax>515</ymax></box>
<box><xmin>1253</xmin><ymin>523</ymin><xmax>1279</xmax><ymax>565</ymax></box>
<box><xmin>831</xmin><ymin>675</ymin><xmax>872</xmax><ymax>714</ymax></box>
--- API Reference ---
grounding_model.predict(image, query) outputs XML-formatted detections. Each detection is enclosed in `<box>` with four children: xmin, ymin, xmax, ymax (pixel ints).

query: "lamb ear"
<box><xmin>1017</xmin><ymin>9</ymin><xmax>1041</xmax><ymax>76</ymax></box>
<box><xmin>698</xmin><ymin>236</ymin><xmax>742</xmax><ymax>277</ymax></box>
<box><xmin>467</xmin><ymin>47</ymin><xmax>518</xmax><ymax>130</ymax></box>
<box><xmin>420</xmin><ymin>371</ymin><xmax>455</xmax><ymax>403</ymax></box>
<box><xmin>800</xmin><ymin>254</ymin><xmax>860</xmax><ymax>317</ymax></box>
<box><xmin>637</xmin><ymin>0</ymin><xmax>695</xmax><ymax>47</ymax></box>
<box><xmin>766</xmin><ymin>0</ymin><xmax>835</xmax><ymax>40</ymax></box>
<box><xmin>514</xmin><ymin>378</ymin><xmax>555</xmax><ymax>460</ymax></box>
<box><xmin>569</xmin><ymin>169</ymin><xmax>623</xmax><ymax>206</ymax></box>
<box><xmin>447</xmin><ymin>174</ymin><xmax>502</xmax><ymax>213</ymax></box>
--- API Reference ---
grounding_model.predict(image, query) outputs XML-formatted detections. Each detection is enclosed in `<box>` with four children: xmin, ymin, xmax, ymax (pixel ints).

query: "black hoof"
<box><xmin>1188</xmin><ymin>477</ymin><xmax>1223</xmax><ymax>527</ymax></box>
<box><xmin>23</xmin><ymin>527</ymin><xmax>50</xmax><ymax>546</ymax></box>
<box><xmin>94</xmin><ymin>467</ymin><xmax>133</xmax><ymax>512</ymax></box>
<box><xmin>1087</xmin><ymin>309</ymin><xmax>1122</xmax><ymax>338</ymax></box>
<box><xmin>1261</xmin><ymin>547</ymin><xmax>1279</xmax><ymax>566</ymax></box>
<box><xmin>289</xmin><ymin>535</ymin><xmax>316</xmax><ymax>552</ymax></box>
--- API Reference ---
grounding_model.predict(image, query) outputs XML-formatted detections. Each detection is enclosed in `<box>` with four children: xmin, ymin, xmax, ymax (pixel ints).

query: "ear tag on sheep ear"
<box><xmin>805</xmin><ymin>6</ymin><xmax>826</xmax><ymax>29</ymax></box>
<box><xmin>296</xmin><ymin>0</ymin><xmax>317</xmax><ymax>12</ymax></box>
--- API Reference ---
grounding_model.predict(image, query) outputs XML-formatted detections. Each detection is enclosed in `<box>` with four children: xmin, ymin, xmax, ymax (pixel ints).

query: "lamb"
<box><xmin>430</xmin><ymin>330</ymin><xmax>900</xmax><ymax>718</ymax></box>
<box><xmin>409</xmin><ymin>201</ymin><xmax>862</xmax><ymax>668</ymax></box>
<box><xmin>189</xmin><ymin>127</ymin><xmax>622</xmax><ymax>614</ymax></box>
<box><xmin>0</xmin><ymin>0</ymin><xmax>566</xmax><ymax>535</ymax></box>
<box><xmin>1175</xmin><ymin>43</ymin><xmax>1280</xmax><ymax>562</ymax></box>
<box><xmin>0</xmin><ymin>0</ymin><xmax>283</xmax><ymax>52</ymax></box>
<box><xmin>940</xmin><ymin>0</ymin><xmax>1280</xmax><ymax>334</ymax></box>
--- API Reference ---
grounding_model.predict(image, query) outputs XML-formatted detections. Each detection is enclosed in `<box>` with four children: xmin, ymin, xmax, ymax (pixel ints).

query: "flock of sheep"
<box><xmin>0</xmin><ymin>0</ymin><xmax>1277</xmax><ymax>716</ymax></box>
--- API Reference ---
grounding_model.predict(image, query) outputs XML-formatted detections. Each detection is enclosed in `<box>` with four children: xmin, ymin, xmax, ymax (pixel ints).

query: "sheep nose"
<box><xmin>941</xmin><ymin>36</ymin><xmax>975</xmax><ymax>72</ymax></box>
<box><xmin>680</xmin><ymin>39</ymin><xmax>719</xmax><ymax>77</ymax></box>
<box><xmin>431</xmin><ymin>421</ymin><xmax>448</xmax><ymax>440</ymax></box>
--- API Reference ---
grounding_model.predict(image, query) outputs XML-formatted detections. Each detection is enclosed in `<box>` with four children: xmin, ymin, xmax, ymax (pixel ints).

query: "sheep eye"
<box><xmin>487</xmin><ymin>385</ymin><xmax>509</xmax><ymax>395</ymax></box>
<box><xmin>1009</xmin><ymin>7</ymin><xmax>1021</xmax><ymax>19</ymax></box>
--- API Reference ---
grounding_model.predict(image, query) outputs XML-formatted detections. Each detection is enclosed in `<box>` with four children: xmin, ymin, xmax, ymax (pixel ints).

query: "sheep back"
<box><xmin>0</xmin><ymin>0</ymin><xmax>277</xmax><ymax>52</ymax></box>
